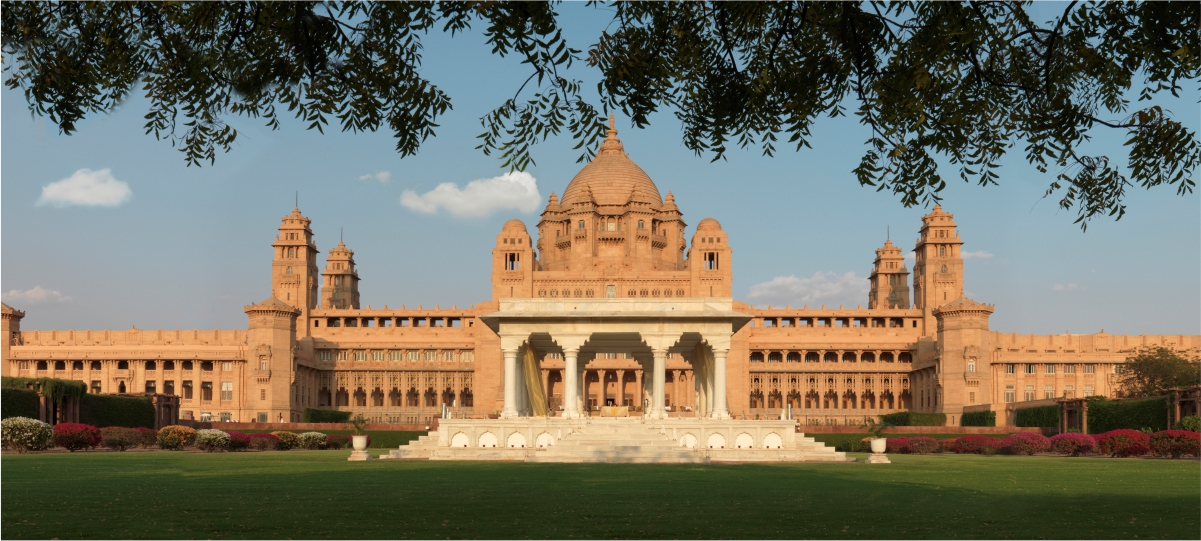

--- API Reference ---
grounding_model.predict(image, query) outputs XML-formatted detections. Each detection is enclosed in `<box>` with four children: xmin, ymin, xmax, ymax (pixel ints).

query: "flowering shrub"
<box><xmin>1049</xmin><ymin>433</ymin><xmax>1096</xmax><ymax>456</ymax></box>
<box><xmin>1</xmin><ymin>417</ymin><xmax>54</xmax><ymax>453</ymax></box>
<box><xmin>1149</xmin><ymin>430</ymin><xmax>1201</xmax><ymax>459</ymax></box>
<box><xmin>1000</xmin><ymin>432</ymin><xmax>1052</xmax><ymax>455</ymax></box>
<box><xmin>196</xmin><ymin>429</ymin><xmax>231</xmax><ymax>452</ymax></box>
<box><xmin>944</xmin><ymin>435</ymin><xmax>1001</xmax><ymax>455</ymax></box>
<box><xmin>53</xmin><ymin>423</ymin><xmax>102</xmax><ymax>451</ymax></box>
<box><xmin>157</xmin><ymin>425</ymin><xmax>198</xmax><ymax>450</ymax></box>
<box><xmin>1094</xmin><ymin>429</ymin><xmax>1150</xmax><ymax>457</ymax></box>
<box><xmin>326</xmin><ymin>434</ymin><xmax>350</xmax><ymax>449</ymax></box>
<box><xmin>135</xmin><ymin>427</ymin><xmax>159</xmax><ymax>448</ymax></box>
<box><xmin>226</xmin><ymin>431</ymin><xmax>251</xmax><ymax>451</ymax></box>
<box><xmin>271</xmin><ymin>431</ymin><xmax>299</xmax><ymax>450</ymax></box>
<box><xmin>297</xmin><ymin>431</ymin><xmax>327</xmax><ymax>450</ymax></box>
<box><xmin>248</xmin><ymin>433</ymin><xmax>279</xmax><ymax>451</ymax></box>
<box><xmin>884</xmin><ymin>437</ymin><xmax>909</xmax><ymax>453</ymax></box>
<box><xmin>905</xmin><ymin>437</ymin><xmax>940</xmax><ymax>454</ymax></box>
<box><xmin>100</xmin><ymin>427</ymin><xmax>141</xmax><ymax>451</ymax></box>
<box><xmin>1174</xmin><ymin>416</ymin><xmax>1201</xmax><ymax>432</ymax></box>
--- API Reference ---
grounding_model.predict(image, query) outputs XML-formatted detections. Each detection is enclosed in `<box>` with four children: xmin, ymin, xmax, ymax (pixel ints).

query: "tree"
<box><xmin>1117</xmin><ymin>346</ymin><xmax>1201</xmax><ymax>398</ymax></box>
<box><xmin>3</xmin><ymin>2</ymin><xmax>1197</xmax><ymax>228</ymax></box>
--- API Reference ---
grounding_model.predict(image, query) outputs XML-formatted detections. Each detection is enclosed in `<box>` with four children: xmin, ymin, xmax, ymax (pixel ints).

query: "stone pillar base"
<box><xmin>865</xmin><ymin>453</ymin><xmax>890</xmax><ymax>464</ymax></box>
<box><xmin>348</xmin><ymin>450</ymin><xmax>373</xmax><ymax>461</ymax></box>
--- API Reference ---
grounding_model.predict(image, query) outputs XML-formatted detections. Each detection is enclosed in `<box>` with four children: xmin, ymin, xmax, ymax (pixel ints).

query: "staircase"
<box><xmin>529</xmin><ymin>418</ymin><xmax>708</xmax><ymax>464</ymax></box>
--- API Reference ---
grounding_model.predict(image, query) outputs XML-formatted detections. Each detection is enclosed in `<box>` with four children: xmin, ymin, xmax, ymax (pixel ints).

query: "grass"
<box><xmin>2</xmin><ymin>451</ymin><xmax>1197</xmax><ymax>539</ymax></box>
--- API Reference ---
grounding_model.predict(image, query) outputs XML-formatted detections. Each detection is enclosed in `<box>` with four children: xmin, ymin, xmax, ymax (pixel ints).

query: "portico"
<box><xmin>481</xmin><ymin>298</ymin><xmax>749</xmax><ymax>420</ymax></box>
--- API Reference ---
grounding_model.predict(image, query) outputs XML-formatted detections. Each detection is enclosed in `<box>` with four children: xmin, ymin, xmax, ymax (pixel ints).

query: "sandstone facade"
<box><xmin>4</xmin><ymin>120</ymin><xmax>1197</xmax><ymax>426</ymax></box>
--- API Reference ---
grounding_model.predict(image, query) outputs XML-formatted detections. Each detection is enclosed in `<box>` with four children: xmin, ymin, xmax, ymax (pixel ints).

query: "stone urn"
<box><xmin>870</xmin><ymin>437</ymin><xmax>887</xmax><ymax>454</ymax></box>
<box><xmin>351</xmin><ymin>434</ymin><xmax>368</xmax><ymax>451</ymax></box>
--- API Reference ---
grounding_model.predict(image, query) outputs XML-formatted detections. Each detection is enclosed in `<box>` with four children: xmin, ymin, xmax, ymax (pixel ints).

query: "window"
<box><xmin>373</xmin><ymin>350</ymin><xmax>386</xmax><ymax>361</ymax></box>
<box><xmin>461</xmin><ymin>351</ymin><xmax>474</xmax><ymax>363</ymax></box>
<box><xmin>578</xmin><ymin>220</ymin><xmax>585</xmax><ymax>230</ymax></box>
<box><xmin>1005</xmin><ymin>363</ymin><xmax>1015</xmax><ymax>374</ymax></box>
<box><xmin>91</xmin><ymin>380</ymin><xmax>102</xmax><ymax>393</ymax></box>
<box><xmin>183</xmin><ymin>381</ymin><xmax>193</xmax><ymax>399</ymax></box>
<box><xmin>638</xmin><ymin>220</ymin><xmax>645</xmax><ymax>229</ymax></box>
<box><xmin>220</xmin><ymin>382</ymin><xmax>233</xmax><ymax>401</ymax></box>
<box><xmin>258</xmin><ymin>413</ymin><xmax>268</xmax><ymax>423</ymax></box>
<box><xmin>221</xmin><ymin>362</ymin><xmax>233</xmax><ymax>371</ymax></box>
<box><xmin>444</xmin><ymin>351</ymin><xmax>455</xmax><ymax>362</ymax></box>
<box><xmin>182</xmin><ymin>360</ymin><xmax>194</xmax><ymax>370</ymax></box>
<box><xmin>1024</xmin><ymin>364</ymin><xmax>1036</xmax><ymax>374</ymax></box>
<box><xmin>1065</xmin><ymin>364</ymin><xmax>1076</xmax><ymax>374</ymax></box>
<box><xmin>117</xmin><ymin>360</ymin><xmax>129</xmax><ymax>370</ymax></box>
<box><xmin>969</xmin><ymin>391</ymin><xmax>976</xmax><ymax>404</ymax></box>
<box><xmin>939</xmin><ymin>246</ymin><xmax>946</xmax><ymax>257</ymax></box>
<box><xmin>704</xmin><ymin>252</ymin><xmax>719</xmax><ymax>270</ymax></box>
<box><xmin>91</xmin><ymin>361</ymin><xmax>102</xmax><ymax>370</ymax></box>
<box><xmin>219</xmin><ymin>412</ymin><xmax>231</xmax><ymax>422</ymax></box>
<box><xmin>1064</xmin><ymin>385</ymin><xmax>1075</xmax><ymax>398</ymax></box>
<box><xmin>1084</xmin><ymin>385</ymin><xmax>1094</xmax><ymax>397</ymax></box>
<box><xmin>1046</xmin><ymin>364</ymin><xmax>1056</xmax><ymax>374</ymax></box>
<box><xmin>1044</xmin><ymin>385</ymin><xmax>1055</xmax><ymax>399</ymax></box>
<box><xmin>201</xmin><ymin>382</ymin><xmax>213</xmax><ymax>401</ymax></box>
<box><xmin>145</xmin><ymin>381</ymin><xmax>156</xmax><ymax>393</ymax></box>
<box><xmin>1005</xmin><ymin>385</ymin><xmax>1015</xmax><ymax>403</ymax></box>
<box><xmin>941</xmin><ymin>264</ymin><xmax>948</xmax><ymax>273</ymax></box>
<box><xmin>318</xmin><ymin>351</ymin><xmax>332</xmax><ymax>362</ymax></box>
<box><xmin>286</xmin><ymin>266</ymin><xmax>293</xmax><ymax>275</ymax></box>
<box><xmin>1024</xmin><ymin>385</ymin><xmax>1035</xmax><ymax>402</ymax></box>
<box><xmin>1112</xmin><ymin>364</ymin><xmax>1125</xmax><ymax>374</ymax></box>
<box><xmin>505</xmin><ymin>253</ymin><xmax>520</xmax><ymax>271</ymax></box>
<box><xmin>201</xmin><ymin>361</ymin><xmax>214</xmax><ymax>371</ymax></box>
<box><xmin>425</xmin><ymin>351</ymin><xmax>436</xmax><ymax>362</ymax></box>
<box><xmin>390</xmin><ymin>351</ymin><xmax>402</xmax><ymax>361</ymax></box>
<box><xmin>967</xmin><ymin>361</ymin><xmax>976</xmax><ymax>373</ymax></box>
<box><xmin>354</xmin><ymin>351</ymin><xmax>367</xmax><ymax>361</ymax></box>
<box><xmin>164</xmin><ymin>381</ymin><xmax>175</xmax><ymax>395</ymax></box>
<box><xmin>1084</xmin><ymin>364</ymin><xmax>1095</xmax><ymax>374</ymax></box>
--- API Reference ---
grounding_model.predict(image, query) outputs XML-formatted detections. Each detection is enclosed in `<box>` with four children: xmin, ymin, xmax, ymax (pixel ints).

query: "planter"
<box><xmin>351</xmin><ymin>435</ymin><xmax>368</xmax><ymax>451</ymax></box>
<box><xmin>870</xmin><ymin>438</ymin><xmax>887</xmax><ymax>454</ymax></box>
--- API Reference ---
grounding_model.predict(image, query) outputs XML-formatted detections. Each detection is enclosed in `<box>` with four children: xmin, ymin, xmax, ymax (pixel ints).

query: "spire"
<box><xmin>598</xmin><ymin>113</ymin><xmax>624</xmax><ymax>155</ymax></box>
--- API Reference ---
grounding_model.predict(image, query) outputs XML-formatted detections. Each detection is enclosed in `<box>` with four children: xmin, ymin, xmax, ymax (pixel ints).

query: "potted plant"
<box><xmin>867</xmin><ymin>420</ymin><xmax>893</xmax><ymax>454</ymax></box>
<box><xmin>347</xmin><ymin>414</ymin><xmax>369</xmax><ymax>451</ymax></box>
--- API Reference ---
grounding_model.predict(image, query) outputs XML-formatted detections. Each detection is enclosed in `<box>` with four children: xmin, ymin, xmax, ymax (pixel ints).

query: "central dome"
<box><xmin>560</xmin><ymin>118</ymin><xmax>662</xmax><ymax>207</ymax></box>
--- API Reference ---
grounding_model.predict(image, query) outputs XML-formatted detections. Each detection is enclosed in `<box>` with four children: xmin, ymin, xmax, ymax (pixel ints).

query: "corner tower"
<box><xmin>1</xmin><ymin>303</ymin><xmax>25</xmax><ymax>377</ymax></box>
<box><xmin>492</xmin><ymin>219</ymin><xmax>536</xmax><ymax>300</ymax></box>
<box><xmin>913</xmin><ymin>205</ymin><xmax>965</xmax><ymax>328</ymax></box>
<box><xmin>271</xmin><ymin>208</ymin><xmax>320</xmax><ymax>312</ymax></box>
<box><xmin>320</xmin><ymin>241</ymin><xmax>360</xmax><ymax>309</ymax></box>
<box><xmin>869</xmin><ymin>239</ymin><xmax>911</xmax><ymax>309</ymax></box>
<box><xmin>688</xmin><ymin>218</ymin><xmax>733</xmax><ymax>297</ymax></box>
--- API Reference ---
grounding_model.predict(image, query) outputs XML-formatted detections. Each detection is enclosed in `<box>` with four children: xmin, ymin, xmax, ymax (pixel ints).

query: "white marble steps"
<box><xmin>529</xmin><ymin>421</ymin><xmax>707</xmax><ymax>464</ymax></box>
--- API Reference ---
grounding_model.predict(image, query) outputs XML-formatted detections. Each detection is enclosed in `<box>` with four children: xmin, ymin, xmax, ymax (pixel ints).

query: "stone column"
<box><xmin>501</xmin><ymin>348</ymin><xmax>518</xmax><ymax>418</ymax></box>
<box><xmin>563</xmin><ymin>348</ymin><xmax>581</xmax><ymax>418</ymax></box>
<box><xmin>651</xmin><ymin>350</ymin><xmax>667</xmax><ymax>419</ymax></box>
<box><xmin>635</xmin><ymin>369</ymin><xmax>644</xmax><ymax>411</ymax></box>
<box><xmin>617</xmin><ymin>370</ymin><xmax>627</xmax><ymax>406</ymax></box>
<box><xmin>598</xmin><ymin>369</ymin><xmax>608</xmax><ymax>407</ymax></box>
<box><xmin>712</xmin><ymin>348</ymin><xmax>730</xmax><ymax>419</ymax></box>
<box><xmin>672</xmin><ymin>370</ymin><xmax>681</xmax><ymax>416</ymax></box>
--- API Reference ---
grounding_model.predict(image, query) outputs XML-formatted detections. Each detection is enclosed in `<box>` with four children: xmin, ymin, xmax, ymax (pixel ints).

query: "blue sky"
<box><xmin>2</xmin><ymin>4</ymin><xmax>1198</xmax><ymax>336</ymax></box>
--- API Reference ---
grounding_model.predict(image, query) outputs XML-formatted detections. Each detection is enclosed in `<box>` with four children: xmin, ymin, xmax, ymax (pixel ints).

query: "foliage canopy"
<box><xmin>2</xmin><ymin>1</ymin><xmax>1197</xmax><ymax>228</ymax></box>
<box><xmin>1117</xmin><ymin>346</ymin><xmax>1201</xmax><ymax>397</ymax></box>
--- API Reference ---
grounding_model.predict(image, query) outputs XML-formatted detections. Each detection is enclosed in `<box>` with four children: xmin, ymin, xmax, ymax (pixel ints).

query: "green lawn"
<box><xmin>2</xmin><ymin>451</ymin><xmax>1197</xmax><ymax>539</ymax></box>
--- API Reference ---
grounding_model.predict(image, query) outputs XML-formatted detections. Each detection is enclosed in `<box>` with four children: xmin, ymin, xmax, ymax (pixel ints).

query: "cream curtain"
<box><xmin>521</xmin><ymin>344</ymin><xmax>549</xmax><ymax>417</ymax></box>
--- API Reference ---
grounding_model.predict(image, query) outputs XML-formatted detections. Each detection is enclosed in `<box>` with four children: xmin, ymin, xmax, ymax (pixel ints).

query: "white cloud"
<box><xmin>355</xmin><ymin>170</ymin><xmax>392</xmax><ymax>184</ymax></box>
<box><xmin>3</xmin><ymin>286</ymin><xmax>72</xmax><ymax>304</ymax></box>
<box><xmin>1052</xmin><ymin>283</ymin><xmax>1079</xmax><ymax>292</ymax></box>
<box><xmin>36</xmin><ymin>168</ymin><xmax>131</xmax><ymax>207</ymax></box>
<box><xmin>962</xmin><ymin>250</ymin><xmax>994</xmax><ymax>260</ymax></box>
<box><xmin>904</xmin><ymin>251</ymin><xmax>915</xmax><ymax>261</ymax></box>
<box><xmin>400</xmin><ymin>171</ymin><xmax>541</xmax><ymax>217</ymax></box>
<box><xmin>746</xmin><ymin>272</ymin><xmax>870</xmax><ymax>308</ymax></box>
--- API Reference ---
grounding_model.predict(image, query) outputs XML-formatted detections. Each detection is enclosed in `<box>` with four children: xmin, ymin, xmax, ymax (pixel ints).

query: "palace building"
<box><xmin>3</xmin><ymin>119</ymin><xmax>1198</xmax><ymax>430</ymax></box>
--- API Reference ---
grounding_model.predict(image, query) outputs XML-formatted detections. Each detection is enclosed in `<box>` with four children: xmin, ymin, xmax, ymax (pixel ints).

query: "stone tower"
<box><xmin>932</xmin><ymin>297</ymin><xmax>995</xmax><ymax>421</ymax></box>
<box><xmin>688</xmin><ymin>218</ymin><xmax>734</xmax><ymax>298</ymax></box>
<box><xmin>320</xmin><ymin>241</ymin><xmax>360</xmax><ymax>309</ymax></box>
<box><xmin>244</xmin><ymin>297</ymin><xmax>300</xmax><ymax>423</ymax></box>
<box><xmin>913</xmin><ymin>205</ymin><xmax>965</xmax><ymax>329</ymax></box>
<box><xmin>868</xmin><ymin>239</ymin><xmax>911</xmax><ymax>309</ymax></box>
<box><xmin>1</xmin><ymin>303</ymin><xmax>24</xmax><ymax>377</ymax></box>
<box><xmin>271</xmin><ymin>208</ymin><xmax>320</xmax><ymax>315</ymax></box>
<box><xmin>492</xmin><ymin>219</ymin><xmax>536</xmax><ymax>300</ymax></box>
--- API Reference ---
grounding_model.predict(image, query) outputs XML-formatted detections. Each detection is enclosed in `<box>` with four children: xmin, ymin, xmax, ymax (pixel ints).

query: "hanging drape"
<box><xmin>521</xmin><ymin>344</ymin><xmax>549</xmax><ymax>417</ymax></box>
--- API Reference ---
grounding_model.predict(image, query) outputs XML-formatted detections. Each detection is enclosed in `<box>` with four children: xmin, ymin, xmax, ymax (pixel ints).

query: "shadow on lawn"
<box><xmin>1</xmin><ymin>452</ymin><xmax>1196</xmax><ymax>539</ymax></box>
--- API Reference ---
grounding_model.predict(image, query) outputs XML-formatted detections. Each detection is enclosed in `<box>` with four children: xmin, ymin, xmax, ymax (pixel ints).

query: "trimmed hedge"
<box><xmin>960</xmin><ymin>411</ymin><xmax>996</xmax><ymax>427</ymax></box>
<box><xmin>809</xmin><ymin>433</ymin><xmax>1004</xmax><ymax>453</ymax></box>
<box><xmin>301</xmin><ymin>408</ymin><xmax>351</xmax><ymax>423</ymax></box>
<box><xmin>79</xmin><ymin>394</ymin><xmax>155</xmax><ymax>428</ymax></box>
<box><xmin>1</xmin><ymin>388</ymin><xmax>40</xmax><ymax>419</ymax></box>
<box><xmin>243</xmin><ymin>429</ymin><xmax>425</xmax><ymax>449</ymax></box>
<box><xmin>880</xmin><ymin>412</ymin><xmax>947</xmax><ymax>426</ymax></box>
<box><xmin>1014</xmin><ymin>405</ymin><xmax>1059</xmax><ymax>428</ymax></box>
<box><xmin>1087</xmin><ymin>397</ymin><xmax>1168</xmax><ymax>434</ymax></box>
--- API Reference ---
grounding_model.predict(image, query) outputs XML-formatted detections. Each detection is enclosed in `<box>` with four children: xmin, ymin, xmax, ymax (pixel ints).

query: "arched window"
<box><xmin>287</xmin><ymin>247</ymin><xmax>296</xmax><ymax>258</ymax></box>
<box><xmin>286</xmin><ymin>266</ymin><xmax>293</xmax><ymax>275</ymax></box>
<box><xmin>941</xmin><ymin>264</ymin><xmax>948</xmax><ymax>273</ymax></box>
<box><xmin>939</xmin><ymin>246</ymin><xmax>946</xmax><ymax>256</ymax></box>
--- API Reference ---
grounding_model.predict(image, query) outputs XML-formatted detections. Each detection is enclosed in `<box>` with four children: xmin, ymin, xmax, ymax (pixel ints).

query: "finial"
<box><xmin>340</xmin><ymin>227</ymin><xmax>343</xmax><ymax>243</ymax></box>
<box><xmin>295</xmin><ymin>191</ymin><xmax>298</xmax><ymax>209</ymax></box>
<box><xmin>887</xmin><ymin>225</ymin><xmax>890</xmax><ymax>240</ymax></box>
<box><xmin>609</xmin><ymin>113</ymin><xmax>615</xmax><ymax>130</ymax></box>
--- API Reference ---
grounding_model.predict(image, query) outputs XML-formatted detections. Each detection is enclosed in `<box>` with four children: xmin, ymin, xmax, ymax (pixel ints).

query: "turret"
<box><xmin>869</xmin><ymin>239</ymin><xmax>911</xmax><ymax>309</ymax></box>
<box><xmin>491</xmin><ymin>219</ymin><xmax>536</xmax><ymax>299</ymax></box>
<box><xmin>687</xmin><ymin>218</ymin><xmax>733</xmax><ymax>297</ymax></box>
<box><xmin>913</xmin><ymin>205</ymin><xmax>965</xmax><ymax>330</ymax></box>
<box><xmin>244</xmin><ymin>296</ymin><xmax>300</xmax><ymax>423</ymax></box>
<box><xmin>1</xmin><ymin>303</ymin><xmax>25</xmax><ymax>377</ymax></box>
<box><xmin>320</xmin><ymin>241</ymin><xmax>360</xmax><ymax>309</ymax></box>
<box><xmin>271</xmin><ymin>208</ymin><xmax>320</xmax><ymax>320</ymax></box>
